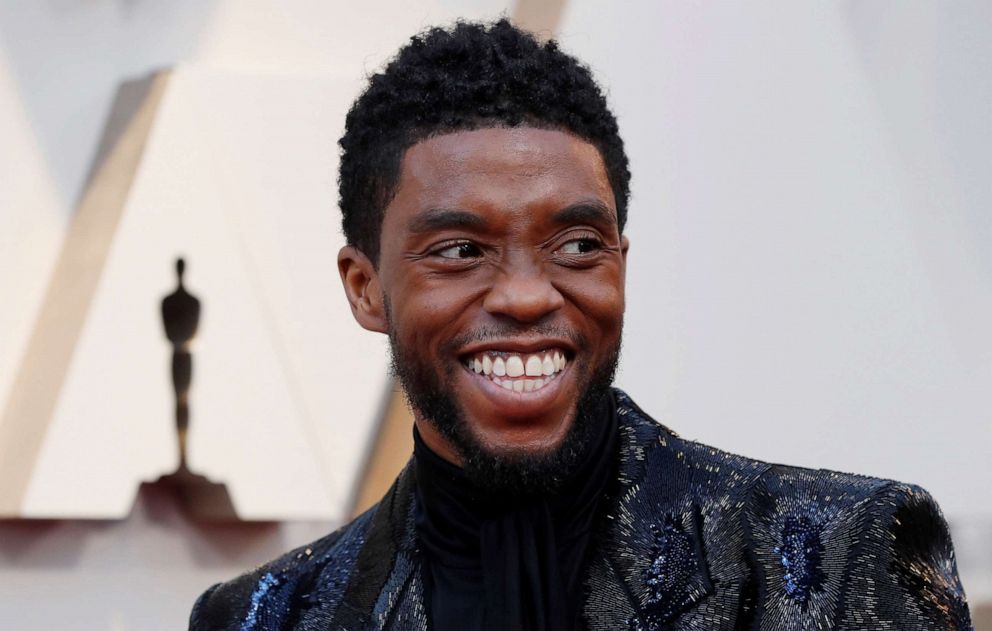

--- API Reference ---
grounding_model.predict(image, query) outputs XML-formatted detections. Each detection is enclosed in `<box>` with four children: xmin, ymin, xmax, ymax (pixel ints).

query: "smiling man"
<box><xmin>190</xmin><ymin>20</ymin><xmax>972</xmax><ymax>631</ymax></box>
<box><xmin>368</xmin><ymin>127</ymin><xmax>625</xmax><ymax>493</ymax></box>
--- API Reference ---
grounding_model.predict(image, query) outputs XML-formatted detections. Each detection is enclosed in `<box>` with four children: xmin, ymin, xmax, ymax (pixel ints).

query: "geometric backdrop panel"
<box><xmin>2</xmin><ymin>67</ymin><xmax>388</xmax><ymax>519</ymax></box>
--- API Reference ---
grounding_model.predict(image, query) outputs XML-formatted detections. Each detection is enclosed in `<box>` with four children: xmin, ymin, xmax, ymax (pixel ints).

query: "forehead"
<box><xmin>387</xmin><ymin>127</ymin><xmax>616</xmax><ymax>228</ymax></box>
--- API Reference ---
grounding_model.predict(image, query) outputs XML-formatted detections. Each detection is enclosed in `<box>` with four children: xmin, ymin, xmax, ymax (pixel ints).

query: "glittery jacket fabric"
<box><xmin>189</xmin><ymin>389</ymin><xmax>973</xmax><ymax>630</ymax></box>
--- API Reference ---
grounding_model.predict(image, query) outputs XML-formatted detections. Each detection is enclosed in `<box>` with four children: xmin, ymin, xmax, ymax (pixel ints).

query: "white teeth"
<box><xmin>467</xmin><ymin>349</ymin><xmax>569</xmax><ymax>392</ymax></box>
<box><xmin>542</xmin><ymin>355</ymin><xmax>555</xmax><ymax>376</ymax></box>
<box><xmin>505</xmin><ymin>356</ymin><xmax>525</xmax><ymax>377</ymax></box>
<box><xmin>525</xmin><ymin>355</ymin><xmax>542</xmax><ymax>376</ymax></box>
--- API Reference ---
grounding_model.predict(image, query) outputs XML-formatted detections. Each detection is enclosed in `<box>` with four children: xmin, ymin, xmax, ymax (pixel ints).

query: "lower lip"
<box><xmin>456</xmin><ymin>360</ymin><xmax>572</xmax><ymax>419</ymax></box>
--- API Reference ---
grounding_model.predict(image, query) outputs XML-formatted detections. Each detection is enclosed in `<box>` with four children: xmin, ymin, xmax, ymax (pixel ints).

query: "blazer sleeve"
<box><xmin>836</xmin><ymin>482</ymin><xmax>973</xmax><ymax>630</ymax></box>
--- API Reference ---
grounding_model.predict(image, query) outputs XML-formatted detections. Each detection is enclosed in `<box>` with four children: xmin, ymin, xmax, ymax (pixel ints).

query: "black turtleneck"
<box><xmin>413</xmin><ymin>393</ymin><xmax>619</xmax><ymax>631</ymax></box>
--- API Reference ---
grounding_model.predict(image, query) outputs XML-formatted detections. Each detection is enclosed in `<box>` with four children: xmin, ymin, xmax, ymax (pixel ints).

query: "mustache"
<box><xmin>442</xmin><ymin>323</ymin><xmax>589</xmax><ymax>355</ymax></box>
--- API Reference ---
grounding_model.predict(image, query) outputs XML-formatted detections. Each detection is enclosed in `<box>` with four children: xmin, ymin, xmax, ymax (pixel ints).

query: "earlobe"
<box><xmin>337</xmin><ymin>246</ymin><xmax>388</xmax><ymax>333</ymax></box>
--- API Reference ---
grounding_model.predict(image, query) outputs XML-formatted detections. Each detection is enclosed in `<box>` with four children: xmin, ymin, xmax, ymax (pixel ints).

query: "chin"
<box><xmin>469</xmin><ymin>407</ymin><xmax>578</xmax><ymax>459</ymax></box>
<box><xmin>448</xmin><ymin>395</ymin><xmax>601</xmax><ymax>496</ymax></box>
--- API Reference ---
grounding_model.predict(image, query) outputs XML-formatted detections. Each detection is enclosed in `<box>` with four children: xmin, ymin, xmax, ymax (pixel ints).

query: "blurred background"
<box><xmin>1</xmin><ymin>1</ymin><xmax>989</xmax><ymax>628</ymax></box>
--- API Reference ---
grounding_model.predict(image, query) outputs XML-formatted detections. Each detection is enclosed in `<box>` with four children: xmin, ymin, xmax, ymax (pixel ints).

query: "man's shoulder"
<box><xmin>612</xmin><ymin>389</ymin><xmax>972</xmax><ymax>628</ymax></box>
<box><xmin>188</xmin><ymin>507</ymin><xmax>377</xmax><ymax>631</ymax></box>
<box><xmin>614</xmin><ymin>388</ymin><xmax>929</xmax><ymax>508</ymax></box>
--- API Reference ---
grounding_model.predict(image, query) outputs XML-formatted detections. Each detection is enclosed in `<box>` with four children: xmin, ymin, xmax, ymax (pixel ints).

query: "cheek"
<box><xmin>555</xmin><ymin>272</ymin><xmax>625</xmax><ymax>335</ymax></box>
<box><xmin>391</xmin><ymin>274</ymin><xmax>485</xmax><ymax>348</ymax></box>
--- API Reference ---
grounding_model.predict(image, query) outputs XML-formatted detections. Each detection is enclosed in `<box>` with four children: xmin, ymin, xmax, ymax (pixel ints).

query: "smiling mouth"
<box><xmin>462</xmin><ymin>349</ymin><xmax>568</xmax><ymax>393</ymax></box>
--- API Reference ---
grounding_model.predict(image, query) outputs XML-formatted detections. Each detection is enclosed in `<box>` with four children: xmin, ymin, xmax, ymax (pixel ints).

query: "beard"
<box><xmin>385</xmin><ymin>303</ymin><xmax>621</xmax><ymax>496</ymax></box>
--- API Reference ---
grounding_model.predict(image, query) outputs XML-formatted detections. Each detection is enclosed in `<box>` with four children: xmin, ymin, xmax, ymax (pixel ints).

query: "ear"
<box><xmin>337</xmin><ymin>245</ymin><xmax>388</xmax><ymax>333</ymax></box>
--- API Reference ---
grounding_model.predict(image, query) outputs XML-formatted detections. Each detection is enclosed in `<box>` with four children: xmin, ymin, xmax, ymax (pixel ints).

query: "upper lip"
<box><xmin>458</xmin><ymin>338</ymin><xmax>576</xmax><ymax>358</ymax></box>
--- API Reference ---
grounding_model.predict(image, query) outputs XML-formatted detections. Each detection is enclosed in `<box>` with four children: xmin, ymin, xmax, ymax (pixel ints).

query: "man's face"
<box><xmin>344</xmin><ymin>127</ymin><xmax>627</xmax><ymax>489</ymax></box>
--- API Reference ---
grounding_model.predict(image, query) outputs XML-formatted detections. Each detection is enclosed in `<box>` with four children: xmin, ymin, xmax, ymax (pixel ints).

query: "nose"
<box><xmin>482</xmin><ymin>257</ymin><xmax>565</xmax><ymax>323</ymax></box>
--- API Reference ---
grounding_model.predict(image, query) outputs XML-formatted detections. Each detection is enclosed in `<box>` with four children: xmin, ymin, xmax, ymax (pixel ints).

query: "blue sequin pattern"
<box><xmin>242</xmin><ymin>573</ymin><xmax>279</xmax><ymax>631</ymax></box>
<box><xmin>645</xmin><ymin>517</ymin><xmax>695</xmax><ymax>609</ymax></box>
<box><xmin>776</xmin><ymin>515</ymin><xmax>826</xmax><ymax>602</ymax></box>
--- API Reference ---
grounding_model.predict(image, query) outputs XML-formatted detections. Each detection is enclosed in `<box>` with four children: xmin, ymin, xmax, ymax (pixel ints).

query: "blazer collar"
<box><xmin>331</xmin><ymin>460</ymin><xmax>422</xmax><ymax>630</ymax></box>
<box><xmin>339</xmin><ymin>389</ymin><xmax>714</xmax><ymax>629</ymax></box>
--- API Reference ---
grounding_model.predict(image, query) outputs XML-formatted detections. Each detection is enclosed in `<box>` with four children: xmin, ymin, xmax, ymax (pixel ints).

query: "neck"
<box><xmin>414</xmin><ymin>416</ymin><xmax>464</xmax><ymax>467</ymax></box>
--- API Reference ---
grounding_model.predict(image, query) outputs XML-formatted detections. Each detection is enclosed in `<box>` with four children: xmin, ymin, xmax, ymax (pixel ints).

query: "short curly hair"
<box><xmin>338</xmin><ymin>18</ymin><xmax>630</xmax><ymax>264</ymax></box>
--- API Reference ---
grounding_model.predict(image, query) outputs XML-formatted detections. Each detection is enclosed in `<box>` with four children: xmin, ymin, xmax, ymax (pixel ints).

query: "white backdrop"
<box><xmin>557</xmin><ymin>1</ymin><xmax>992</xmax><ymax>520</ymax></box>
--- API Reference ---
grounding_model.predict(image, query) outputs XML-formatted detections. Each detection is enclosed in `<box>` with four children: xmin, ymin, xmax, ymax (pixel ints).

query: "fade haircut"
<box><xmin>338</xmin><ymin>18</ymin><xmax>631</xmax><ymax>264</ymax></box>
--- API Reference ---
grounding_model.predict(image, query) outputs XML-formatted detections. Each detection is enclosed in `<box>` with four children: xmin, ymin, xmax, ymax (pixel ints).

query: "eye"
<box><xmin>435</xmin><ymin>242</ymin><xmax>483</xmax><ymax>259</ymax></box>
<box><xmin>558</xmin><ymin>237</ymin><xmax>603</xmax><ymax>255</ymax></box>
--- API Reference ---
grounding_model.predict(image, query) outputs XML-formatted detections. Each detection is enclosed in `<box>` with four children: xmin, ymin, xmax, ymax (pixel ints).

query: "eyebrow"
<box><xmin>550</xmin><ymin>200</ymin><xmax>618</xmax><ymax>228</ymax></box>
<box><xmin>408</xmin><ymin>208</ymin><xmax>487</xmax><ymax>234</ymax></box>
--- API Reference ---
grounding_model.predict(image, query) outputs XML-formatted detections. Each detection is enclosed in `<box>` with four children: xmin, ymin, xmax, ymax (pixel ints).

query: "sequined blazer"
<box><xmin>189</xmin><ymin>389</ymin><xmax>973</xmax><ymax>630</ymax></box>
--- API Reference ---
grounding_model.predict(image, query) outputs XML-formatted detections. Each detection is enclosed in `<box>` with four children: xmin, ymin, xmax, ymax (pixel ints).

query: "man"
<box><xmin>190</xmin><ymin>19</ymin><xmax>972</xmax><ymax>630</ymax></box>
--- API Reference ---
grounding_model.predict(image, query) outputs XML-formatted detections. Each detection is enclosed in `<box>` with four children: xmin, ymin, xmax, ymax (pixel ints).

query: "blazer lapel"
<box><xmin>585</xmin><ymin>391</ymin><xmax>715</xmax><ymax>629</ymax></box>
<box><xmin>332</xmin><ymin>461</ymin><xmax>426</xmax><ymax>630</ymax></box>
